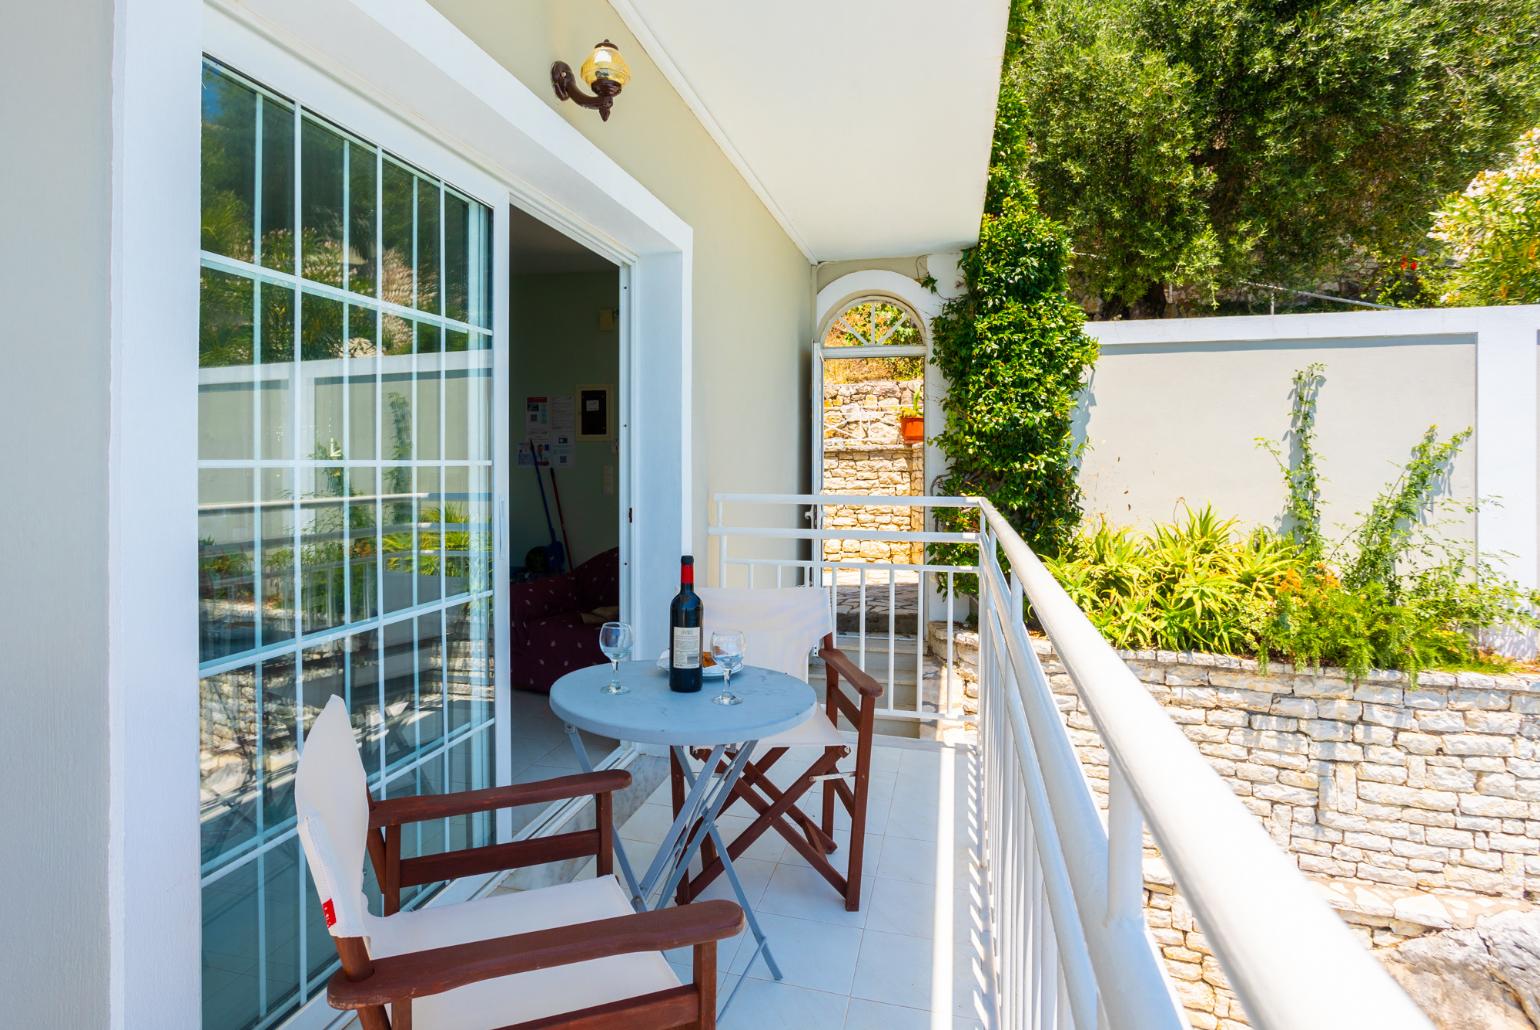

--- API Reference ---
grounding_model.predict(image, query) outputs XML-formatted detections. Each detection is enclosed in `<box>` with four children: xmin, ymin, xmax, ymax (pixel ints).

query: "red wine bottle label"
<box><xmin>672</xmin><ymin>627</ymin><xmax>701</xmax><ymax>669</ymax></box>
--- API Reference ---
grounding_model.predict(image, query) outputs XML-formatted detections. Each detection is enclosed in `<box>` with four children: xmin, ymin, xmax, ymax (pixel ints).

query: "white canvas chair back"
<box><xmin>295</xmin><ymin>694</ymin><xmax>373</xmax><ymax>939</ymax></box>
<box><xmin>696</xmin><ymin>586</ymin><xmax>834</xmax><ymax>682</ymax></box>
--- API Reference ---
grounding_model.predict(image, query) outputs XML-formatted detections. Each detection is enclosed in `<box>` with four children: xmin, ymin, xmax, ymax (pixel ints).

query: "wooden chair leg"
<box><xmin>823</xmin><ymin>655</ymin><xmax>841</xmax><ymax>840</ymax></box>
<box><xmin>694</xmin><ymin>941</ymin><xmax>717</xmax><ymax>1030</ymax></box>
<box><xmin>843</xmin><ymin>698</ymin><xmax>878</xmax><ymax>911</ymax></box>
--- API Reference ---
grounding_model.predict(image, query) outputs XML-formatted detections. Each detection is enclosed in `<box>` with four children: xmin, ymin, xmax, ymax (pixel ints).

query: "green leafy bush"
<box><xmin>1048</xmin><ymin>367</ymin><xmax>1540</xmax><ymax>678</ymax></box>
<box><xmin>1049</xmin><ymin>507</ymin><xmax>1296</xmax><ymax>653</ymax></box>
<box><xmin>1428</xmin><ymin>128</ymin><xmax>1540</xmax><ymax>306</ymax></box>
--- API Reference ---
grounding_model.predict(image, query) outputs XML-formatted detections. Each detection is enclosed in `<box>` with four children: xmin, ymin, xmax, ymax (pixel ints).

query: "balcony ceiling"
<box><xmin>609</xmin><ymin>0</ymin><xmax>1010</xmax><ymax>262</ymax></box>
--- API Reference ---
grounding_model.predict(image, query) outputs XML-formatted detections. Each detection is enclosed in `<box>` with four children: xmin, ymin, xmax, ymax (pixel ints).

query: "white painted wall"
<box><xmin>1081</xmin><ymin>308</ymin><xmax>1540</xmax><ymax>596</ymax></box>
<box><xmin>425</xmin><ymin>0</ymin><xmax>814</xmax><ymax>587</ymax></box>
<box><xmin>0</xmin><ymin>4</ymin><xmax>118</xmax><ymax>1026</ymax></box>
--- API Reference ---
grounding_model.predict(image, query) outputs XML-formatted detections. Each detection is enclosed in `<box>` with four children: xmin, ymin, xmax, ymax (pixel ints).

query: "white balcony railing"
<box><xmin>711</xmin><ymin>492</ymin><xmax>979</xmax><ymax>723</ymax></box>
<box><xmin>710</xmin><ymin>493</ymin><xmax>1432</xmax><ymax>1030</ymax></box>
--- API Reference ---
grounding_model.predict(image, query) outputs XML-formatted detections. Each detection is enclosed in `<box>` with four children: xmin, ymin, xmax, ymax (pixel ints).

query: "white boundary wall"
<box><xmin>1082</xmin><ymin>308</ymin><xmax>1540</xmax><ymax>604</ymax></box>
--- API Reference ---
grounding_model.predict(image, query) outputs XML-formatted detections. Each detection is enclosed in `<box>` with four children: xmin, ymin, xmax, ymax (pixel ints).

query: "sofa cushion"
<box><xmin>574</xmin><ymin>547</ymin><xmax>620</xmax><ymax>612</ymax></box>
<box><xmin>509</xmin><ymin>571</ymin><xmax>580</xmax><ymax>626</ymax></box>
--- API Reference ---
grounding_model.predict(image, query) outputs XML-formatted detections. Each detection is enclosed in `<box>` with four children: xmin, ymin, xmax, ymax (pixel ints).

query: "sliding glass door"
<box><xmin>197</xmin><ymin>57</ymin><xmax>499</xmax><ymax>1029</ymax></box>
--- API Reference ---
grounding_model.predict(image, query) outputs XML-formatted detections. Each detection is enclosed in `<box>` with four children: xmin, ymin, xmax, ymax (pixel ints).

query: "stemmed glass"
<box><xmin>710</xmin><ymin>630</ymin><xmax>745</xmax><ymax>706</ymax></box>
<box><xmin>598</xmin><ymin>621</ymin><xmax>633</xmax><ymax>695</ymax></box>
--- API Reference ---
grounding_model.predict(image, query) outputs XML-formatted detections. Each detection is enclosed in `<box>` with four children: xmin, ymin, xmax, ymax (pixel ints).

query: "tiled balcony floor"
<box><xmin>617</xmin><ymin>736</ymin><xmax>996</xmax><ymax>1030</ymax></box>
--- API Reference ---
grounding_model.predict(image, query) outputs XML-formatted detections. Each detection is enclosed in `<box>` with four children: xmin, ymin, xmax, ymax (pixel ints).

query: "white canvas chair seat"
<box><xmin>676</xmin><ymin>586</ymin><xmax>881</xmax><ymax>913</ymax></box>
<box><xmin>295</xmin><ymin>695</ymin><xmax>739</xmax><ymax>1029</ymax></box>
<box><xmin>367</xmin><ymin>876</ymin><xmax>679</xmax><ymax>1030</ymax></box>
<box><xmin>753</xmin><ymin>706</ymin><xmax>844</xmax><ymax>754</ymax></box>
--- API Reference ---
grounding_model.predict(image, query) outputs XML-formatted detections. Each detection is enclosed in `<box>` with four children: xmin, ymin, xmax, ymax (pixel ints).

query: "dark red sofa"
<box><xmin>509</xmin><ymin>547</ymin><xmax>620</xmax><ymax>695</ymax></box>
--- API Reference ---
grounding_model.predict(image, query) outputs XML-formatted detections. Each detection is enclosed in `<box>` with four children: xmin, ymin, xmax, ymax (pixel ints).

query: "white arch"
<box><xmin>812</xmin><ymin>269</ymin><xmax>949</xmax><ymax>509</ymax></box>
<box><xmin>816</xmin><ymin>269</ymin><xmax>945</xmax><ymax>339</ymax></box>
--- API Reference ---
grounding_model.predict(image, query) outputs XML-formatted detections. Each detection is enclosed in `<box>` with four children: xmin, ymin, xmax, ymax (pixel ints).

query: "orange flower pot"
<box><xmin>899</xmin><ymin>415</ymin><xmax>924</xmax><ymax>443</ymax></box>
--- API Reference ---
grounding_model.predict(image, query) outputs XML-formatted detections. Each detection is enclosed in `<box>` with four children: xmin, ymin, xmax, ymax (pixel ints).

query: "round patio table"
<box><xmin>549</xmin><ymin>660</ymin><xmax>815</xmax><ymax>747</ymax></box>
<box><xmin>550</xmin><ymin>660</ymin><xmax>816</xmax><ymax>1000</ymax></box>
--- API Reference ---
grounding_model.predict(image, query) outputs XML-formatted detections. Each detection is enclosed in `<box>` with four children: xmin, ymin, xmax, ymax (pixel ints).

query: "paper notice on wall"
<box><xmin>518</xmin><ymin>395</ymin><xmax>576</xmax><ymax>467</ymax></box>
<box><xmin>547</xmin><ymin>396</ymin><xmax>575</xmax><ymax>467</ymax></box>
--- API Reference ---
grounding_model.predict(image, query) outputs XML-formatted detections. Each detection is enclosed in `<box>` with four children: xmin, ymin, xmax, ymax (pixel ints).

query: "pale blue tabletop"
<box><xmin>549</xmin><ymin>661</ymin><xmax>816</xmax><ymax>747</ymax></box>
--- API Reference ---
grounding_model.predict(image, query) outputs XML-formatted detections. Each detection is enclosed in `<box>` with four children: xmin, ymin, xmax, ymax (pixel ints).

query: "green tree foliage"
<box><xmin>1428</xmin><ymin>128</ymin><xmax>1540</xmax><ymax>306</ymax></box>
<box><xmin>1007</xmin><ymin>0</ymin><xmax>1540</xmax><ymax>317</ymax></box>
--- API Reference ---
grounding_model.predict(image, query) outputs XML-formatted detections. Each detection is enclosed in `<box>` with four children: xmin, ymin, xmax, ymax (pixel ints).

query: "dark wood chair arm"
<box><xmin>326</xmin><ymin>900</ymin><xmax>745</xmax><ymax>1009</ymax></box>
<box><xmin>369</xmin><ymin>770</ymin><xmax>631</xmax><ymax>828</ymax></box>
<box><xmin>819</xmin><ymin>644</ymin><xmax>883</xmax><ymax>698</ymax></box>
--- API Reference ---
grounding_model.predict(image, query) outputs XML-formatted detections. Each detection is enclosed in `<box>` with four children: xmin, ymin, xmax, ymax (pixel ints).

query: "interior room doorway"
<box><xmin>503</xmin><ymin>206</ymin><xmax>627</xmax><ymax>826</ymax></box>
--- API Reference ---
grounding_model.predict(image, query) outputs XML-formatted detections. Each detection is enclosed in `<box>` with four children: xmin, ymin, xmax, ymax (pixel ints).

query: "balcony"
<box><xmin>570</xmin><ymin>493</ymin><xmax>1426</xmax><ymax>1029</ymax></box>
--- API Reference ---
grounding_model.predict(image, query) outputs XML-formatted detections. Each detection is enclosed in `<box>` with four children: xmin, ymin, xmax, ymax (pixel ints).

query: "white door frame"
<box><xmin>110</xmin><ymin>0</ymin><xmax>693</xmax><ymax>1025</ymax></box>
<box><xmin>813</xmin><ymin>271</ymin><xmax>946</xmax><ymax>498</ymax></box>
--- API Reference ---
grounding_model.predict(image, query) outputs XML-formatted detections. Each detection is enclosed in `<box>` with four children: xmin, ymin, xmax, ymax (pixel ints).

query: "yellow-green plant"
<box><xmin>1047</xmin><ymin>506</ymin><xmax>1298</xmax><ymax>654</ymax></box>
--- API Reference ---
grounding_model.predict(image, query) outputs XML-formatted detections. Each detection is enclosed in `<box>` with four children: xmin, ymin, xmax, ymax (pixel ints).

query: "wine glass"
<box><xmin>598</xmin><ymin>621</ymin><xmax>633</xmax><ymax>695</ymax></box>
<box><xmin>710</xmin><ymin>630</ymin><xmax>745</xmax><ymax>707</ymax></box>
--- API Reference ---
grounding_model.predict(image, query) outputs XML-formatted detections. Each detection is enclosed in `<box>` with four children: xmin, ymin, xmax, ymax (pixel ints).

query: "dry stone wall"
<box><xmin>821</xmin><ymin>378</ymin><xmax>924</xmax><ymax>565</ymax></box>
<box><xmin>927</xmin><ymin>625</ymin><xmax>1540</xmax><ymax>1028</ymax></box>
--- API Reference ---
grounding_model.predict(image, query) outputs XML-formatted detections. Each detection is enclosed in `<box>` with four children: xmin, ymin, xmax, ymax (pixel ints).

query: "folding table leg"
<box><xmin>639</xmin><ymin>744</ymin><xmax>728</xmax><ymax>909</ymax></box>
<box><xmin>562</xmin><ymin>723</ymin><xmax>643</xmax><ymax>906</ymax></box>
<box><xmin>670</xmin><ymin>744</ymin><xmax>784</xmax><ymax>996</ymax></box>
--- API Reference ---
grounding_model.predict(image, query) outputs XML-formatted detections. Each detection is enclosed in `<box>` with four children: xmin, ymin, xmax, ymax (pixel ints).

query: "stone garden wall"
<box><xmin>821</xmin><ymin>378</ymin><xmax>924</xmax><ymax>565</ymax></box>
<box><xmin>927</xmin><ymin>625</ymin><xmax>1540</xmax><ymax>1028</ymax></box>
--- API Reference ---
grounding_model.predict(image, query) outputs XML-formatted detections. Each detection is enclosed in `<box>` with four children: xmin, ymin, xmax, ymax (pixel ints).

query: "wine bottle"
<box><xmin>669</xmin><ymin>555</ymin><xmax>703</xmax><ymax>693</ymax></box>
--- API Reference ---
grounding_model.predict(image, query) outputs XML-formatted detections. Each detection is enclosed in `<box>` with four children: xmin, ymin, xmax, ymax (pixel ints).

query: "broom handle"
<box><xmin>548</xmin><ymin>465</ymin><xmax>574</xmax><ymax>564</ymax></box>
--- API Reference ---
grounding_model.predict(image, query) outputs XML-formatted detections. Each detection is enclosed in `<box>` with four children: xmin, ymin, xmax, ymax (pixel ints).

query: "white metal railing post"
<box><xmin>1105</xmin><ymin>759</ymin><xmax>1144</xmax><ymax>929</ymax></box>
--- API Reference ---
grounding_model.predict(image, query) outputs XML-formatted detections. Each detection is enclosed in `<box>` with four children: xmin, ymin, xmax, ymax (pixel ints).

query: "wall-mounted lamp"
<box><xmin>551</xmin><ymin>40</ymin><xmax>631</xmax><ymax>122</ymax></box>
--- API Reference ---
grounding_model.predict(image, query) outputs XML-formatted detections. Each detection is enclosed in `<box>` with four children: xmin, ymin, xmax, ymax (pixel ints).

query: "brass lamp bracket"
<box><xmin>551</xmin><ymin>49</ymin><xmax>625</xmax><ymax>122</ymax></box>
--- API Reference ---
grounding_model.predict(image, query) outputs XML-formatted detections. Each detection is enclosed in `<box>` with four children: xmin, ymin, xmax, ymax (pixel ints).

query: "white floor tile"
<box><xmin>867</xmin><ymin>747</ymin><xmax>903</xmax><ymax>778</ymax></box>
<box><xmin>711</xmin><ymin>812</ymin><xmax>790</xmax><ymax>864</ymax></box>
<box><xmin>759</xmin><ymin>863</ymin><xmax>871</xmax><ymax>927</ymax></box>
<box><xmin>719</xmin><ymin>978</ymin><xmax>848</xmax><ymax>1030</ymax></box>
<box><xmin>850</xmin><ymin>929</ymin><xmax>939</xmax><ymax>1010</ymax></box>
<box><xmin>864</xmin><ymin>876</ymin><xmax>937</xmax><ymax>939</ymax></box>
<box><xmin>618</xmin><ymin>802</ymin><xmax>680</xmax><ymax>844</ymax></box>
<box><xmin>694</xmin><ymin>856</ymin><xmax>776</xmax><ymax>908</ymax></box>
<box><xmin>799</xmin><ymin>776</ymin><xmax>895</xmax><ymax>835</ymax></box>
<box><xmin>729</xmin><ymin>913</ymin><xmax>863</xmax><ymax>995</ymax></box>
<box><xmin>843</xmin><ymin>998</ymin><xmax>932</xmax><ymax>1030</ymax></box>
<box><xmin>875</xmin><ymin>837</ymin><xmax>941</xmax><ymax>886</ymax></box>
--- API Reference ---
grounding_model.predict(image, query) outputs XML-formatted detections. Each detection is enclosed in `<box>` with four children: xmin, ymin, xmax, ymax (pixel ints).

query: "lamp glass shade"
<box><xmin>580</xmin><ymin>43</ymin><xmax>631</xmax><ymax>88</ymax></box>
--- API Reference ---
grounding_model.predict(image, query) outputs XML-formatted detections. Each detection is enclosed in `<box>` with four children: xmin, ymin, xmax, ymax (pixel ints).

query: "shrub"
<box><xmin>1048</xmin><ymin>507</ymin><xmax>1296</xmax><ymax>654</ymax></box>
<box><xmin>1428</xmin><ymin>128</ymin><xmax>1540</xmax><ymax>306</ymax></box>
